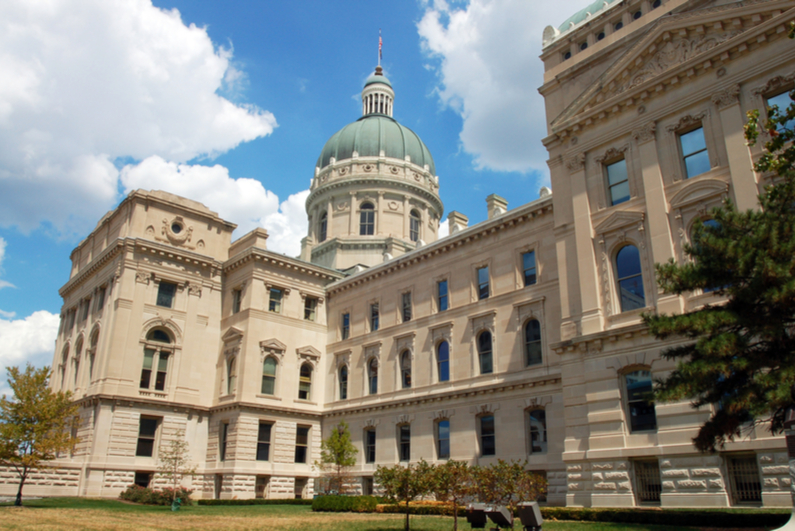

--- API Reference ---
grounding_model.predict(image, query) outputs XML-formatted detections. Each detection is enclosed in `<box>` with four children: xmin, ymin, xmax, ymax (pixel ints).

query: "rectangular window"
<box><xmin>295</xmin><ymin>426</ymin><xmax>310</xmax><ymax>463</ymax></box>
<box><xmin>156</xmin><ymin>281</ymin><xmax>177</xmax><ymax>308</ymax></box>
<box><xmin>81</xmin><ymin>299</ymin><xmax>91</xmax><ymax>321</ymax></box>
<box><xmin>257</xmin><ymin>422</ymin><xmax>272</xmax><ymax>461</ymax></box>
<box><xmin>362</xmin><ymin>477</ymin><xmax>374</xmax><ymax>496</ymax></box>
<box><xmin>304</xmin><ymin>297</ymin><xmax>317</xmax><ymax>321</ymax></box>
<box><xmin>220</xmin><ymin>422</ymin><xmax>229</xmax><ymax>462</ymax></box>
<box><xmin>634</xmin><ymin>460</ymin><xmax>662</xmax><ymax>503</ymax></box>
<box><xmin>480</xmin><ymin>415</ymin><xmax>495</xmax><ymax>456</ymax></box>
<box><xmin>140</xmin><ymin>349</ymin><xmax>154</xmax><ymax>389</ymax></box>
<box><xmin>437</xmin><ymin>280</ymin><xmax>448</xmax><ymax>311</ymax></box>
<box><xmin>606</xmin><ymin>159</ymin><xmax>630</xmax><ymax>206</ymax></box>
<box><xmin>626</xmin><ymin>370</ymin><xmax>657</xmax><ymax>432</ymax></box>
<box><xmin>365</xmin><ymin>428</ymin><xmax>376</xmax><ymax>463</ymax></box>
<box><xmin>727</xmin><ymin>456</ymin><xmax>762</xmax><ymax>504</ymax></box>
<box><xmin>522</xmin><ymin>251</ymin><xmax>537</xmax><ymax>286</ymax></box>
<box><xmin>268</xmin><ymin>288</ymin><xmax>283</xmax><ymax>313</ymax></box>
<box><xmin>134</xmin><ymin>472</ymin><xmax>151</xmax><ymax>488</ymax></box>
<box><xmin>679</xmin><ymin>127</ymin><xmax>710</xmax><ymax>179</ymax></box>
<box><xmin>477</xmin><ymin>266</ymin><xmax>490</xmax><ymax>300</ymax></box>
<box><xmin>67</xmin><ymin>309</ymin><xmax>76</xmax><ymax>331</ymax></box>
<box><xmin>96</xmin><ymin>287</ymin><xmax>106</xmax><ymax>312</ymax></box>
<box><xmin>437</xmin><ymin>420</ymin><xmax>450</xmax><ymax>460</ymax></box>
<box><xmin>370</xmin><ymin>303</ymin><xmax>379</xmax><ymax>332</ymax></box>
<box><xmin>341</xmin><ymin>313</ymin><xmax>350</xmax><ymax>340</ymax></box>
<box><xmin>135</xmin><ymin>417</ymin><xmax>158</xmax><ymax>457</ymax></box>
<box><xmin>232</xmin><ymin>289</ymin><xmax>242</xmax><ymax>314</ymax></box>
<box><xmin>767</xmin><ymin>91</ymin><xmax>795</xmax><ymax>132</ymax></box>
<box><xmin>154</xmin><ymin>352</ymin><xmax>169</xmax><ymax>391</ymax></box>
<box><xmin>401</xmin><ymin>292</ymin><xmax>412</xmax><ymax>322</ymax></box>
<box><xmin>398</xmin><ymin>425</ymin><xmax>410</xmax><ymax>461</ymax></box>
<box><xmin>255</xmin><ymin>476</ymin><xmax>269</xmax><ymax>499</ymax></box>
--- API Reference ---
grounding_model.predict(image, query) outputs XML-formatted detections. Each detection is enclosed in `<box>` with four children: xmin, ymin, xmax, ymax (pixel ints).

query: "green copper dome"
<box><xmin>365</xmin><ymin>71</ymin><xmax>392</xmax><ymax>87</ymax></box>
<box><xmin>316</xmin><ymin>114</ymin><xmax>435</xmax><ymax>176</ymax></box>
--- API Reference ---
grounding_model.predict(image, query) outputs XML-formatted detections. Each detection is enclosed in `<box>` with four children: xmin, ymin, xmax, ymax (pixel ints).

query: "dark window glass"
<box><xmin>597</xmin><ymin>31</ymin><xmax>606</xmax><ymax>41</ymax></box>
<box><xmin>652</xmin><ymin>0</ymin><xmax>661</xmax><ymax>8</ymax></box>
<box><xmin>226</xmin><ymin>358</ymin><xmax>236</xmax><ymax>395</ymax></box>
<box><xmin>437</xmin><ymin>420</ymin><xmax>450</xmax><ymax>459</ymax></box>
<box><xmin>437</xmin><ymin>280</ymin><xmax>448</xmax><ymax>311</ymax></box>
<box><xmin>478</xmin><ymin>332</ymin><xmax>493</xmax><ymax>375</ymax></box>
<box><xmin>633</xmin><ymin>10</ymin><xmax>642</xmax><ymax>19</ymax></box>
<box><xmin>97</xmin><ymin>287</ymin><xmax>106</xmax><ymax>311</ymax></box>
<box><xmin>525</xmin><ymin>319</ymin><xmax>542</xmax><ymax>366</ymax></box>
<box><xmin>268</xmin><ymin>288</ymin><xmax>283</xmax><ymax>313</ymax></box>
<box><xmin>626</xmin><ymin>370</ymin><xmax>657</xmax><ymax>432</ymax></box>
<box><xmin>298</xmin><ymin>363</ymin><xmax>312</xmax><ymax>400</ymax></box>
<box><xmin>400</xmin><ymin>350</ymin><xmax>412</xmax><ymax>389</ymax></box>
<box><xmin>614</xmin><ymin>21</ymin><xmax>623</xmax><ymax>31</ymax></box>
<box><xmin>134</xmin><ymin>472</ymin><xmax>151</xmax><ymax>488</ymax></box>
<box><xmin>154</xmin><ymin>352</ymin><xmax>169</xmax><ymax>391</ymax></box>
<box><xmin>477</xmin><ymin>266</ymin><xmax>490</xmax><ymax>299</ymax></box>
<box><xmin>680</xmin><ymin>127</ymin><xmax>710</xmax><ymax>178</ymax></box>
<box><xmin>480</xmin><ymin>415</ymin><xmax>495</xmax><ymax>456</ymax></box>
<box><xmin>399</xmin><ymin>425</ymin><xmax>410</xmax><ymax>461</ymax></box>
<box><xmin>402</xmin><ymin>292</ymin><xmax>412</xmax><ymax>322</ymax></box>
<box><xmin>319</xmin><ymin>211</ymin><xmax>327</xmax><ymax>242</ymax></box>
<box><xmin>370</xmin><ymin>303</ymin><xmax>379</xmax><ymax>332</ymax></box>
<box><xmin>295</xmin><ymin>426</ymin><xmax>309</xmax><ymax>463</ymax></box>
<box><xmin>360</xmin><ymin>202</ymin><xmax>375</xmax><ymax>235</ymax></box>
<box><xmin>607</xmin><ymin>159</ymin><xmax>630</xmax><ymax>206</ymax></box>
<box><xmin>409</xmin><ymin>210</ymin><xmax>420</xmax><ymax>242</ymax></box>
<box><xmin>616</xmin><ymin>245</ymin><xmax>645</xmax><ymax>311</ymax></box>
<box><xmin>148</xmin><ymin>329</ymin><xmax>171</xmax><ymax>343</ymax></box>
<box><xmin>528</xmin><ymin>410</ymin><xmax>547</xmax><ymax>454</ymax></box>
<box><xmin>437</xmin><ymin>341</ymin><xmax>450</xmax><ymax>382</ymax></box>
<box><xmin>342</xmin><ymin>313</ymin><xmax>350</xmax><ymax>340</ymax></box>
<box><xmin>220</xmin><ymin>423</ymin><xmax>229</xmax><ymax>461</ymax></box>
<box><xmin>339</xmin><ymin>366</ymin><xmax>348</xmax><ymax>400</ymax></box>
<box><xmin>156</xmin><ymin>282</ymin><xmax>176</xmax><ymax>308</ymax></box>
<box><xmin>136</xmin><ymin>417</ymin><xmax>158</xmax><ymax>457</ymax></box>
<box><xmin>304</xmin><ymin>297</ymin><xmax>317</xmax><ymax>321</ymax></box>
<box><xmin>257</xmin><ymin>423</ymin><xmax>272</xmax><ymax>461</ymax></box>
<box><xmin>563</xmin><ymin>51</ymin><xmax>572</xmax><ymax>60</ymax></box>
<box><xmin>579</xmin><ymin>41</ymin><xmax>588</xmax><ymax>51</ymax></box>
<box><xmin>523</xmin><ymin>251</ymin><xmax>537</xmax><ymax>286</ymax></box>
<box><xmin>368</xmin><ymin>358</ymin><xmax>378</xmax><ymax>395</ymax></box>
<box><xmin>140</xmin><ymin>349</ymin><xmax>154</xmax><ymax>389</ymax></box>
<box><xmin>232</xmin><ymin>289</ymin><xmax>242</xmax><ymax>314</ymax></box>
<box><xmin>365</xmin><ymin>429</ymin><xmax>376</xmax><ymax>463</ymax></box>
<box><xmin>262</xmin><ymin>357</ymin><xmax>277</xmax><ymax>395</ymax></box>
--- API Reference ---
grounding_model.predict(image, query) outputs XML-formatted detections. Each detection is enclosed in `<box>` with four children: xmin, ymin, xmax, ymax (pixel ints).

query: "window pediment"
<box><xmin>296</xmin><ymin>345</ymin><xmax>321</xmax><ymax>363</ymax></box>
<box><xmin>594</xmin><ymin>211</ymin><xmax>645</xmax><ymax>235</ymax></box>
<box><xmin>670</xmin><ymin>178</ymin><xmax>729</xmax><ymax>210</ymax></box>
<box><xmin>222</xmin><ymin>327</ymin><xmax>244</xmax><ymax>344</ymax></box>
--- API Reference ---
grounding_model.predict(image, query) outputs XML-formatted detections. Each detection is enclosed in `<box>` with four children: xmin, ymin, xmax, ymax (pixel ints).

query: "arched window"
<box><xmin>140</xmin><ymin>329</ymin><xmax>172</xmax><ymax>392</ymax></box>
<box><xmin>261</xmin><ymin>357</ymin><xmax>277</xmax><ymax>395</ymax></box>
<box><xmin>339</xmin><ymin>365</ymin><xmax>348</xmax><ymax>400</ymax></box>
<box><xmin>298</xmin><ymin>363</ymin><xmax>312</xmax><ymax>400</ymax></box>
<box><xmin>409</xmin><ymin>209</ymin><xmax>420</xmax><ymax>242</ymax></box>
<box><xmin>478</xmin><ymin>331</ymin><xmax>493</xmax><ymax>375</ymax></box>
<box><xmin>616</xmin><ymin>245</ymin><xmax>645</xmax><ymax>312</ymax></box>
<box><xmin>437</xmin><ymin>341</ymin><xmax>450</xmax><ymax>382</ymax></box>
<box><xmin>226</xmin><ymin>357</ymin><xmax>237</xmax><ymax>395</ymax></box>
<box><xmin>524</xmin><ymin>320</ymin><xmax>542</xmax><ymax>366</ymax></box>
<box><xmin>60</xmin><ymin>346</ymin><xmax>69</xmax><ymax>388</ymax></box>
<box><xmin>625</xmin><ymin>370</ymin><xmax>657</xmax><ymax>432</ymax></box>
<box><xmin>528</xmin><ymin>409</ymin><xmax>547</xmax><ymax>454</ymax></box>
<box><xmin>360</xmin><ymin>202</ymin><xmax>375</xmax><ymax>235</ymax></box>
<box><xmin>368</xmin><ymin>358</ymin><xmax>378</xmax><ymax>395</ymax></box>
<box><xmin>88</xmin><ymin>329</ymin><xmax>99</xmax><ymax>381</ymax></box>
<box><xmin>73</xmin><ymin>338</ymin><xmax>83</xmax><ymax>388</ymax></box>
<box><xmin>319</xmin><ymin>211</ymin><xmax>327</xmax><ymax>242</ymax></box>
<box><xmin>400</xmin><ymin>350</ymin><xmax>412</xmax><ymax>389</ymax></box>
<box><xmin>436</xmin><ymin>419</ymin><xmax>450</xmax><ymax>459</ymax></box>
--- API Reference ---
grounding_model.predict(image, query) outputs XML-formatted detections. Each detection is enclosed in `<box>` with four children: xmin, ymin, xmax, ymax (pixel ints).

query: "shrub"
<box><xmin>119</xmin><ymin>485</ymin><xmax>194</xmax><ymax>506</ymax></box>
<box><xmin>197</xmin><ymin>498</ymin><xmax>313</xmax><ymax>506</ymax></box>
<box><xmin>311</xmin><ymin>495</ymin><xmax>379</xmax><ymax>512</ymax></box>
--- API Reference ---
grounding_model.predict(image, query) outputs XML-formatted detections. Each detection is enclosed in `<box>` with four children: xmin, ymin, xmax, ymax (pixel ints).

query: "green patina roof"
<box><xmin>558</xmin><ymin>0</ymin><xmax>620</xmax><ymax>31</ymax></box>
<box><xmin>316</xmin><ymin>114</ymin><xmax>435</xmax><ymax>176</ymax></box>
<box><xmin>365</xmin><ymin>71</ymin><xmax>392</xmax><ymax>88</ymax></box>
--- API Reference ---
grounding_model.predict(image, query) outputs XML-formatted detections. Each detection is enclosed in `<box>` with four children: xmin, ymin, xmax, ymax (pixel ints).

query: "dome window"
<box><xmin>319</xmin><ymin>211</ymin><xmax>327</xmax><ymax>242</ymax></box>
<box><xmin>597</xmin><ymin>31</ymin><xmax>605</xmax><ymax>41</ymax></box>
<box><xmin>579</xmin><ymin>42</ymin><xmax>588</xmax><ymax>51</ymax></box>
<box><xmin>633</xmin><ymin>10</ymin><xmax>642</xmax><ymax>19</ymax></box>
<box><xmin>409</xmin><ymin>210</ymin><xmax>421</xmax><ymax>242</ymax></box>
<box><xmin>360</xmin><ymin>202</ymin><xmax>375</xmax><ymax>236</ymax></box>
<box><xmin>614</xmin><ymin>21</ymin><xmax>623</xmax><ymax>31</ymax></box>
<box><xmin>563</xmin><ymin>51</ymin><xmax>572</xmax><ymax>61</ymax></box>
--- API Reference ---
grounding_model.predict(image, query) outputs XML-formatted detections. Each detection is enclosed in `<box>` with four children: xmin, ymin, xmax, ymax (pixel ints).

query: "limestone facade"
<box><xmin>1</xmin><ymin>0</ymin><xmax>794</xmax><ymax>508</ymax></box>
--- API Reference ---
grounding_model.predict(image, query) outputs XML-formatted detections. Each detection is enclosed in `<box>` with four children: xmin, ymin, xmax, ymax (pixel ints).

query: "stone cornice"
<box><xmin>550</xmin><ymin>322</ymin><xmax>651</xmax><ymax>356</ymax></box>
<box><xmin>223</xmin><ymin>247</ymin><xmax>343</xmax><ymax>282</ymax></box>
<box><xmin>209</xmin><ymin>400</ymin><xmax>323</xmax><ymax>419</ymax></box>
<box><xmin>326</xmin><ymin>195</ymin><xmax>554</xmax><ymax>297</ymax></box>
<box><xmin>59</xmin><ymin>240</ymin><xmax>125</xmax><ymax>298</ymax></box>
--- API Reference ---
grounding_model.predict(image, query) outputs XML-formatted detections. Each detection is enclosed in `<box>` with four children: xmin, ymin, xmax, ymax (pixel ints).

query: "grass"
<box><xmin>0</xmin><ymin>497</ymin><xmax>782</xmax><ymax>531</ymax></box>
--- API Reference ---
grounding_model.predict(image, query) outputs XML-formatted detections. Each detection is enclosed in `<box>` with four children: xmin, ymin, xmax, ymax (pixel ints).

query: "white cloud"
<box><xmin>120</xmin><ymin>156</ymin><xmax>308</xmax><ymax>257</ymax></box>
<box><xmin>438</xmin><ymin>218</ymin><xmax>450</xmax><ymax>239</ymax></box>
<box><xmin>0</xmin><ymin>237</ymin><xmax>13</xmax><ymax>290</ymax></box>
<box><xmin>0</xmin><ymin>310</ymin><xmax>60</xmax><ymax>396</ymax></box>
<box><xmin>418</xmin><ymin>0</ymin><xmax>592</xmax><ymax>175</ymax></box>
<box><xmin>0</xmin><ymin>0</ymin><xmax>276</xmax><ymax>237</ymax></box>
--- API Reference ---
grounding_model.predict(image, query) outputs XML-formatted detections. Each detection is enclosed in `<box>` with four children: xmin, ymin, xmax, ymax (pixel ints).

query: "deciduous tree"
<box><xmin>431</xmin><ymin>460</ymin><xmax>473</xmax><ymax>531</ymax></box>
<box><xmin>315</xmin><ymin>420</ymin><xmax>358</xmax><ymax>494</ymax></box>
<box><xmin>0</xmin><ymin>364</ymin><xmax>78</xmax><ymax>506</ymax></box>
<box><xmin>157</xmin><ymin>428</ymin><xmax>197</xmax><ymax>503</ymax></box>
<box><xmin>471</xmin><ymin>459</ymin><xmax>547</xmax><ymax>527</ymax></box>
<box><xmin>375</xmin><ymin>459</ymin><xmax>434</xmax><ymax>531</ymax></box>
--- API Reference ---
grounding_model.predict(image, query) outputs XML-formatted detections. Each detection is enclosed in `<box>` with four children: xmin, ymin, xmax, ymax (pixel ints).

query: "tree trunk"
<box><xmin>452</xmin><ymin>500</ymin><xmax>458</xmax><ymax>531</ymax></box>
<box><xmin>15</xmin><ymin>472</ymin><xmax>27</xmax><ymax>507</ymax></box>
<box><xmin>405</xmin><ymin>498</ymin><xmax>410</xmax><ymax>531</ymax></box>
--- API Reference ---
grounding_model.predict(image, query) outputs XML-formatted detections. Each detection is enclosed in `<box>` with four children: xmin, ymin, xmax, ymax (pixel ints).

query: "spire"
<box><xmin>362</xmin><ymin>66</ymin><xmax>394</xmax><ymax>117</ymax></box>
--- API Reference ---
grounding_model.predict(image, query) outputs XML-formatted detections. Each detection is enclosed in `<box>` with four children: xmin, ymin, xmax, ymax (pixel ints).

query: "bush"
<box><xmin>312</xmin><ymin>495</ymin><xmax>379</xmax><ymax>512</ymax></box>
<box><xmin>540</xmin><ymin>507</ymin><xmax>788</xmax><ymax>528</ymax></box>
<box><xmin>119</xmin><ymin>485</ymin><xmax>194</xmax><ymax>506</ymax></box>
<box><xmin>197</xmin><ymin>498</ymin><xmax>313</xmax><ymax>506</ymax></box>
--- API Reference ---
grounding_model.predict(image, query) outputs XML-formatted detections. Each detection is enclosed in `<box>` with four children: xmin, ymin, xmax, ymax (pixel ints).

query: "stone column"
<box><xmin>326</xmin><ymin>197</ymin><xmax>333</xmax><ymax>239</ymax></box>
<box><xmin>713</xmin><ymin>85</ymin><xmax>759</xmax><ymax>211</ymax></box>
<box><xmin>403</xmin><ymin>195</ymin><xmax>410</xmax><ymax>239</ymax></box>
<box><xmin>568</xmin><ymin>153</ymin><xmax>603</xmax><ymax>335</ymax></box>
<box><xmin>633</xmin><ymin>122</ymin><xmax>682</xmax><ymax>314</ymax></box>
<box><xmin>348</xmin><ymin>192</ymin><xmax>357</xmax><ymax>235</ymax></box>
<box><xmin>376</xmin><ymin>191</ymin><xmax>384</xmax><ymax>235</ymax></box>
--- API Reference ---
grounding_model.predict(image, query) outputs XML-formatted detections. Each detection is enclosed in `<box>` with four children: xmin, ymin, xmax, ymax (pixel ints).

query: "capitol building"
<box><xmin>2</xmin><ymin>0</ymin><xmax>794</xmax><ymax>508</ymax></box>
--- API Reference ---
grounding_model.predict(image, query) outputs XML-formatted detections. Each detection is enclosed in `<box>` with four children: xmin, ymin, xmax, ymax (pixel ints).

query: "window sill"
<box><xmin>607</xmin><ymin>306</ymin><xmax>653</xmax><ymax>328</ymax></box>
<box><xmin>296</xmin><ymin>399</ymin><xmax>318</xmax><ymax>406</ymax></box>
<box><xmin>256</xmin><ymin>394</ymin><xmax>282</xmax><ymax>401</ymax></box>
<box><xmin>139</xmin><ymin>390</ymin><xmax>167</xmax><ymax>399</ymax></box>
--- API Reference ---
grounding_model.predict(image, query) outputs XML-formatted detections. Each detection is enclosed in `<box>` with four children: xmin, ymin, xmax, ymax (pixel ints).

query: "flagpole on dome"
<box><xmin>378</xmin><ymin>29</ymin><xmax>382</xmax><ymax>67</ymax></box>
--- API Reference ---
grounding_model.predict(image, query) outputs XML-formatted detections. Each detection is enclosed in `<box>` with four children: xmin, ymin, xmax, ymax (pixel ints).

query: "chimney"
<box><xmin>486</xmin><ymin>194</ymin><xmax>508</xmax><ymax>219</ymax></box>
<box><xmin>447</xmin><ymin>211</ymin><xmax>469</xmax><ymax>234</ymax></box>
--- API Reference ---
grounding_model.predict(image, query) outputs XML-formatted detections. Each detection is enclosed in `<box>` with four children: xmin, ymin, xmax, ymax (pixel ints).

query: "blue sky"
<box><xmin>0</xmin><ymin>0</ymin><xmax>594</xmax><ymax>383</ymax></box>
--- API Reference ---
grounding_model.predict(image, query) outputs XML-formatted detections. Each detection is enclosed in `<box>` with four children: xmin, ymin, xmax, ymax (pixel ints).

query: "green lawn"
<box><xmin>0</xmin><ymin>498</ymin><xmax>783</xmax><ymax>530</ymax></box>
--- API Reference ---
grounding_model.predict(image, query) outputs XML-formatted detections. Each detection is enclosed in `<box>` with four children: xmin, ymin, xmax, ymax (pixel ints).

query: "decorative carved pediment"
<box><xmin>594</xmin><ymin>145</ymin><xmax>629</xmax><ymax>163</ymax></box>
<box><xmin>260</xmin><ymin>338</ymin><xmax>286</xmax><ymax>353</ymax></box>
<box><xmin>140</xmin><ymin>317</ymin><xmax>183</xmax><ymax>344</ymax></box>
<box><xmin>666</xmin><ymin>110</ymin><xmax>710</xmax><ymax>133</ymax></box>
<box><xmin>222</xmin><ymin>327</ymin><xmax>243</xmax><ymax>344</ymax></box>
<box><xmin>335</xmin><ymin>350</ymin><xmax>351</xmax><ymax>369</ymax></box>
<box><xmin>670</xmin><ymin>178</ymin><xmax>729</xmax><ymax>210</ymax></box>
<box><xmin>433</xmin><ymin>409</ymin><xmax>454</xmax><ymax>421</ymax></box>
<box><xmin>594</xmin><ymin>211</ymin><xmax>645</xmax><ymax>235</ymax></box>
<box><xmin>396</xmin><ymin>414</ymin><xmax>412</xmax><ymax>425</ymax></box>
<box><xmin>752</xmin><ymin>71</ymin><xmax>795</xmax><ymax>96</ymax></box>
<box><xmin>296</xmin><ymin>345</ymin><xmax>321</xmax><ymax>363</ymax></box>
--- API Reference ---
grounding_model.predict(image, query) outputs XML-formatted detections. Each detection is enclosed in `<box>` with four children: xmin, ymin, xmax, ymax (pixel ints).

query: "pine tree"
<box><xmin>0</xmin><ymin>364</ymin><xmax>79</xmax><ymax>506</ymax></box>
<box><xmin>643</xmin><ymin>25</ymin><xmax>795</xmax><ymax>452</ymax></box>
<box><xmin>315</xmin><ymin>420</ymin><xmax>358</xmax><ymax>494</ymax></box>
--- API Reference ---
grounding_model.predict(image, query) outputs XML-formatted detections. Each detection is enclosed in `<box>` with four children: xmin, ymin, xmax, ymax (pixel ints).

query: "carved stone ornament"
<box><xmin>631</xmin><ymin>122</ymin><xmax>657</xmax><ymax>144</ymax></box>
<box><xmin>335</xmin><ymin>201</ymin><xmax>348</xmax><ymax>212</ymax></box>
<box><xmin>711</xmin><ymin>84</ymin><xmax>740</xmax><ymax>110</ymax></box>
<box><xmin>296</xmin><ymin>345</ymin><xmax>321</xmax><ymax>363</ymax></box>
<box><xmin>362</xmin><ymin>164</ymin><xmax>374</xmax><ymax>172</ymax></box>
<box><xmin>161</xmin><ymin>216</ymin><xmax>193</xmax><ymax>246</ymax></box>
<box><xmin>136</xmin><ymin>271</ymin><xmax>152</xmax><ymax>285</ymax></box>
<box><xmin>335</xmin><ymin>351</ymin><xmax>351</xmax><ymax>369</ymax></box>
<box><xmin>388</xmin><ymin>201</ymin><xmax>399</xmax><ymax>211</ymax></box>
<box><xmin>666</xmin><ymin>110</ymin><xmax>710</xmax><ymax>133</ymax></box>
<box><xmin>566</xmin><ymin>153</ymin><xmax>586</xmax><ymax>172</ymax></box>
<box><xmin>396</xmin><ymin>413</ymin><xmax>411</xmax><ymax>425</ymax></box>
<box><xmin>595</xmin><ymin>145</ymin><xmax>629</xmax><ymax>163</ymax></box>
<box><xmin>752</xmin><ymin>71</ymin><xmax>795</xmax><ymax>96</ymax></box>
<box><xmin>260</xmin><ymin>338</ymin><xmax>286</xmax><ymax>361</ymax></box>
<box><xmin>186</xmin><ymin>281</ymin><xmax>202</xmax><ymax>297</ymax></box>
<box><xmin>338</xmin><ymin>166</ymin><xmax>349</xmax><ymax>176</ymax></box>
<box><xmin>433</xmin><ymin>409</ymin><xmax>453</xmax><ymax>421</ymax></box>
<box><xmin>389</xmin><ymin>166</ymin><xmax>400</xmax><ymax>175</ymax></box>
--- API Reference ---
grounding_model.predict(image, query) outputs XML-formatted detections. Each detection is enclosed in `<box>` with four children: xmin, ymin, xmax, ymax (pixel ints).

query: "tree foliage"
<box><xmin>643</xmin><ymin>29</ymin><xmax>795</xmax><ymax>452</ymax></box>
<box><xmin>471</xmin><ymin>459</ymin><xmax>547</xmax><ymax>520</ymax></box>
<box><xmin>315</xmin><ymin>420</ymin><xmax>358</xmax><ymax>495</ymax></box>
<box><xmin>431</xmin><ymin>460</ymin><xmax>473</xmax><ymax>531</ymax></box>
<box><xmin>375</xmin><ymin>459</ymin><xmax>435</xmax><ymax>531</ymax></box>
<box><xmin>156</xmin><ymin>429</ymin><xmax>197</xmax><ymax>502</ymax></box>
<box><xmin>0</xmin><ymin>364</ymin><xmax>79</xmax><ymax>506</ymax></box>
